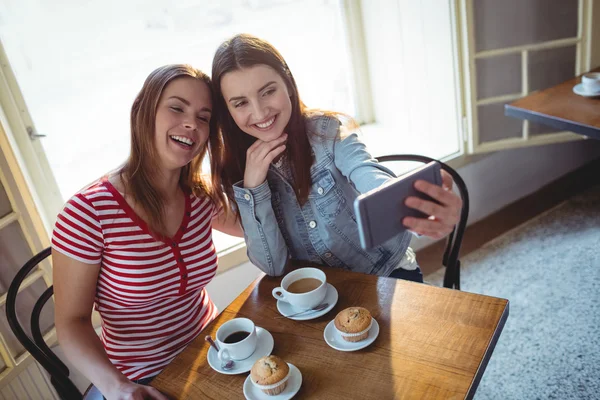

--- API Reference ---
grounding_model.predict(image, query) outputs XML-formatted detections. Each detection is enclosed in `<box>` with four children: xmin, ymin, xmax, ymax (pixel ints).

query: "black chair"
<box><xmin>6</xmin><ymin>247</ymin><xmax>102</xmax><ymax>399</ymax></box>
<box><xmin>376</xmin><ymin>154</ymin><xmax>469</xmax><ymax>290</ymax></box>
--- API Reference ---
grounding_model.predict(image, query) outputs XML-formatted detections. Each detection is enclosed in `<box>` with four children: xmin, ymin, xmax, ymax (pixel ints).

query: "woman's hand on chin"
<box><xmin>243</xmin><ymin>133</ymin><xmax>287</xmax><ymax>188</ymax></box>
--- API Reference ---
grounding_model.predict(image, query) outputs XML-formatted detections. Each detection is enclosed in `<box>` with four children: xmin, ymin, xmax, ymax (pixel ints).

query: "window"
<box><xmin>357</xmin><ymin>0</ymin><xmax>463</xmax><ymax>168</ymax></box>
<box><xmin>0</xmin><ymin>0</ymin><xmax>357</xmax><ymax>254</ymax></box>
<box><xmin>458</xmin><ymin>0</ymin><xmax>594</xmax><ymax>153</ymax></box>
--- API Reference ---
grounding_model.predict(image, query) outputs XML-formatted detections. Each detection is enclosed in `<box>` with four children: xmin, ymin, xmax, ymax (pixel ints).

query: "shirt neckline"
<box><xmin>102</xmin><ymin>179</ymin><xmax>191</xmax><ymax>245</ymax></box>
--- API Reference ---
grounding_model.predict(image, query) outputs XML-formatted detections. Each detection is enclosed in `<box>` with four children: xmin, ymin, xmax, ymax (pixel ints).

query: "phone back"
<box><xmin>354</xmin><ymin>161</ymin><xmax>442</xmax><ymax>249</ymax></box>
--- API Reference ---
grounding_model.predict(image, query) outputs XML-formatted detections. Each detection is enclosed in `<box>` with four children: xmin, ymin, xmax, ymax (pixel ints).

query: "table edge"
<box><xmin>465</xmin><ymin>299</ymin><xmax>510</xmax><ymax>400</ymax></box>
<box><xmin>504</xmin><ymin>104</ymin><xmax>599</xmax><ymax>139</ymax></box>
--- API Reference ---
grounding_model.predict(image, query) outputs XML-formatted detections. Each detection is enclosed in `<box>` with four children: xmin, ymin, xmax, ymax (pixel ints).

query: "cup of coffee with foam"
<box><xmin>272</xmin><ymin>267</ymin><xmax>327</xmax><ymax>310</ymax></box>
<box><xmin>216</xmin><ymin>318</ymin><xmax>258</xmax><ymax>362</ymax></box>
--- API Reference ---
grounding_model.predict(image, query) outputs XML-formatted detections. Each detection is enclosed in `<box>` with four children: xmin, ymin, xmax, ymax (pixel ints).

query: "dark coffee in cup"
<box><xmin>287</xmin><ymin>277</ymin><xmax>322</xmax><ymax>294</ymax></box>
<box><xmin>224</xmin><ymin>330</ymin><xmax>250</xmax><ymax>344</ymax></box>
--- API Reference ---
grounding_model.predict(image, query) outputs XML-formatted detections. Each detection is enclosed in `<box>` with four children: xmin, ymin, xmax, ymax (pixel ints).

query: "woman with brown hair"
<box><xmin>212</xmin><ymin>34</ymin><xmax>462</xmax><ymax>282</ymax></box>
<box><xmin>51</xmin><ymin>64</ymin><xmax>242</xmax><ymax>399</ymax></box>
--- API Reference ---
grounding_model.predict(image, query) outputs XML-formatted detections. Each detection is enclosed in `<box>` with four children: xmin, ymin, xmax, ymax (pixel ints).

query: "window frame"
<box><xmin>457</xmin><ymin>0</ymin><xmax>595</xmax><ymax>155</ymax></box>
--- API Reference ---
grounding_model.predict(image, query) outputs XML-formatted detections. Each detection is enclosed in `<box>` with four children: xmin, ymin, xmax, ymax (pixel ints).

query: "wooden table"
<box><xmin>151</xmin><ymin>268</ymin><xmax>509</xmax><ymax>399</ymax></box>
<box><xmin>505</xmin><ymin>67</ymin><xmax>600</xmax><ymax>139</ymax></box>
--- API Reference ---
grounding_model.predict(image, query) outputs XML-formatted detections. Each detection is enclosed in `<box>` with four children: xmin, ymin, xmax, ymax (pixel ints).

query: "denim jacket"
<box><xmin>233</xmin><ymin>114</ymin><xmax>412</xmax><ymax>277</ymax></box>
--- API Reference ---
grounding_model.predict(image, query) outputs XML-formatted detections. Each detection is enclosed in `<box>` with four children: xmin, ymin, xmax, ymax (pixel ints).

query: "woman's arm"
<box><xmin>232</xmin><ymin>181</ymin><xmax>289</xmax><ymax>276</ymax></box>
<box><xmin>223</xmin><ymin>135</ymin><xmax>290</xmax><ymax>276</ymax></box>
<box><xmin>212</xmin><ymin>206</ymin><xmax>244</xmax><ymax>237</ymax></box>
<box><xmin>333</xmin><ymin>125</ymin><xmax>461</xmax><ymax>239</ymax></box>
<box><xmin>53</xmin><ymin>250</ymin><xmax>168</xmax><ymax>400</ymax></box>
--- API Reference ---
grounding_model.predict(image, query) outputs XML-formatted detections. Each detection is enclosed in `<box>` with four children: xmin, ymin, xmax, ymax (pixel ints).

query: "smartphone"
<box><xmin>354</xmin><ymin>161</ymin><xmax>442</xmax><ymax>250</ymax></box>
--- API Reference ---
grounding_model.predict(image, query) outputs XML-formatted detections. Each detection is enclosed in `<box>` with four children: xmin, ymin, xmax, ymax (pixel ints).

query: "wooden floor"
<box><xmin>417</xmin><ymin>157</ymin><xmax>600</xmax><ymax>276</ymax></box>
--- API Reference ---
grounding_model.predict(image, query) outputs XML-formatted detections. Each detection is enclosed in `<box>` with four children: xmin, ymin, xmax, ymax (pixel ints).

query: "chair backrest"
<box><xmin>6</xmin><ymin>247</ymin><xmax>84</xmax><ymax>400</ymax></box>
<box><xmin>375</xmin><ymin>154</ymin><xmax>469</xmax><ymax>290</ymax></box>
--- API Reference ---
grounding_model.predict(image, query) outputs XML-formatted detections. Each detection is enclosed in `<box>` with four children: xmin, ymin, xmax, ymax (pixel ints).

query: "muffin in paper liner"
<box><xmin>334</xmin><ymin>307</ymin><xmax>373</xmax><ymax>342</ymax></box>
<box><xmin>334</xmin><ymin>319</ymin><xmax>373</xmax><ymax>342</ymax></box>
<box><xmin>250</xmin><ymin>356</ymin><xmax>291</xmax><ymax>395</ymax></box>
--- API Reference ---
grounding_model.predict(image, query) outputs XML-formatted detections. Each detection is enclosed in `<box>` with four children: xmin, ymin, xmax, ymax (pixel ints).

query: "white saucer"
<box><xmin>573</xmin><ymin>83</ymin><xmax>600</xmax><ymax>98</ymax></box>
<box><xmin>323</xmin><ymin>318</ymin><xmax>380</xmax><ymax>352</ymax></box>
<box><xmin>276</xmin><ymin>283</ymin><xmax>338</xmax><ymax>320</ymax></box>
<box><xmin>243</xmin><ymin>363</ymin><xmax>302</xmax><ymax>400</ymax></box>
<box><xmin>207</xmin><ymin>327</ymin><xmax>274</xmax><ymax>375</ymax></box>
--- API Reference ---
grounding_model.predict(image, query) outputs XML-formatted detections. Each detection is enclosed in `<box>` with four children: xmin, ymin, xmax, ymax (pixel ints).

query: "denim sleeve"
<box><xmin>333</xmin><ymin>131</ymin><xmax>397</xmax><ymax>193</ymax></box>
<box><xmin>233</xmin><ymin>180</ymin><xmax>288</xmax><ymax>276</ymax></box>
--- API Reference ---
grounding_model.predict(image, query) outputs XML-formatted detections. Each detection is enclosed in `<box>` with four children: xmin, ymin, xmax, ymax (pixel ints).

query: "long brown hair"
<box><xmin>118</xmin><ymin>64</ymin><xmax>227</xmax><ymax>236</ymax></box>
<box><xmin>212</xmin><ymin>34</ymin><xmax>314</xmax><ymax>208</ymax></box>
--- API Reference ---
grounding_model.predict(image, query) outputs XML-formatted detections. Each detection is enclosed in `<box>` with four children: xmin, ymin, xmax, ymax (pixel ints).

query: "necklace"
<box><xmin>272</xmin><ymin>154</ymin><xmax>286</xmax><ymax>169</ymax></box>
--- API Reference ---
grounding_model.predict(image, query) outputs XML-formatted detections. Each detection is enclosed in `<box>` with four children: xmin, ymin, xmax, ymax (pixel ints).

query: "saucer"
<box><xmin>207</xmin><ymin>327</ymin><xmax>274</xmax><ymax>375</ymax></box>
<box><xmin>243</xmin><ymin>363</ymin><xmax>302</xmax><ymax>400</ymax></box>
<box><xmin>573</xmin><ymin>83</ymin><xmax>600</xmax><ymax>98</ymax></box>
<box><xmin>276</xmin><ymin>283</ymin><xmax>338</xmax><ymax>320</ymax></box>
<box><xmin>323</xmin><ymin>318</ymin><xmax>380</xmax><ymax>352</ymax></box>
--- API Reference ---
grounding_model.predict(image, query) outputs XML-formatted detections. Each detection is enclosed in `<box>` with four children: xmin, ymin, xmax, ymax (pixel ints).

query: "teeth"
<box><xmin>256</xmin><ymin>117</ymin><xmax>275</xmax><ymax>129</ymax></box>
<box><xmin>170</xmin><ymin>135</ymin><xmax>194</xmax><ymax>146</ymax></box>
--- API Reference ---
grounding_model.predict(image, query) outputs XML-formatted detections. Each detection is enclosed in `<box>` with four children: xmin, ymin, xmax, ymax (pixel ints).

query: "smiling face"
<box><xmin>154</xmin><ymin>76</ymin><xmax>213</xmax><ymax>171</ymax></box>
<box><xmin>220</xmin><ymin>64</ymin><xmax>292</xmax><ymax>143</ymax></box>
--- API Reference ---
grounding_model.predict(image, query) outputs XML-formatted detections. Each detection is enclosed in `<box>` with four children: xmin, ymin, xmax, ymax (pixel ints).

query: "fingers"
<box><xmin>263</xmin><ymin>144</ymin><xmax>287</xmax><ymax>164</ymax></box>
<box><xmin>247</xmin><ymin>134</ymin><xmax>287</xmax><ymax>161</ymax></box>
<box><xmin>402</xmin><ymin>178</ymin><xmax>463</xmax><ymax>240</ymax></box>
<box><xmin>243</xmin><ymin>134</ymin><xmax>287</xmax><ymax>188</ymax></box>
<box><xmin>440</xmin><ymin>169</ymin><xmax>454</xmax><ymax>191</ymax></box>
<box><xmin>414</xmin><ymin>180</ymin><xmax>461</xmax><ymax>210</ymax></box>
<box><xmin>403</xmin><ymin>216</ymin><xmax>452</xmax><ymax>239</ymax></box>
<box><xmin>404</xmin><ymin>197</ymin><xmax>448</xmax><ymax>223</ymax></box>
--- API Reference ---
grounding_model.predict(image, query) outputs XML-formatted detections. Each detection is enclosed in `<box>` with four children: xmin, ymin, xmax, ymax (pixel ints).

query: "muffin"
<box><xmin>334</xmin><ymin>307</ymin><xmax>373</xmax><ymax>342</ymax></box>
<box><xmin>250</xmin><ymin>355</ymin><xmax>290</xmax><ymax>395</ymax></box>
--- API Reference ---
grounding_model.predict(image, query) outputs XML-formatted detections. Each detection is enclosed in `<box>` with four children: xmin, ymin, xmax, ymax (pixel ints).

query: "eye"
<box><xmin>197</xmin><ymin>116</ymin><xmax>209</xmax><ymax>123</ymax></box>
<box><xmin>170</xmin><ymin>106</ymin><xmax>183</xmax><ymax>113</ymax></box>
<box><xmin>262</xmin><ymin>88</ymin><xmax>276</xmax><ymax>97</ymax></box>
<box><xmin>234</xmin><ymin>100</ymin><xmax>247</xmax><ymax>108</ymax></box>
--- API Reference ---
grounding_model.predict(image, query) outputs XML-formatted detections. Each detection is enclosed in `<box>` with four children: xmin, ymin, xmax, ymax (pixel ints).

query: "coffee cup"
<box><xmin>215</xmin><ymin>318</ymin><xmax>257</xmax><ymax>362</ymax></box>
<box><xmin>272</xmin><ymin>267</ymin><xmax>327</xmax><ymax>310</ymax></box>
<box><xmin>581</xmin><ymin>72</ymin><xmax>600</xmax><ymax>94</ymax></box>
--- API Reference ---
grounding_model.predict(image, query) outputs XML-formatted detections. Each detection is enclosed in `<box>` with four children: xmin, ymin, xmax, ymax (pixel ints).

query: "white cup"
<box><xmin>272</xmin><ymin>267</ymin><xmax>327</xmax><ymax>310</ymax></box>
<box><xmin>581</xmin><ymin>72</ymin><xmax>600</xmax><ymax>94</ymax></box>
<box><xmin>215</xmin><ymin>318</ymin><xmax>257</xmax><ymax>362</ymax></box>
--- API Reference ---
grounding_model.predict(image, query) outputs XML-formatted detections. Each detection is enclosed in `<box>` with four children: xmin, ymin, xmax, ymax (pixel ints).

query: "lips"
<box><xmin>253</xmin><ymin>115</ymin><xmax>276</xmax><ymax>130</ymax></box>
<box><xmin>169</xmin><ymin>135</ymin><xmax>195</xmax><ymax>149</ymax></box>
<box><xmin>170</xmin><ymin>135</ymin><xmax>194</xmax><ymax>145</ymax></box>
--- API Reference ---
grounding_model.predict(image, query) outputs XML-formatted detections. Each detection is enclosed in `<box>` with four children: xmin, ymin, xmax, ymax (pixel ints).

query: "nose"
<box><xmin>183</xmin><ymin>117</ymin><xmax>197</xmax><ymax>131</ymax></box>
<box><xmin>250</xmin><ymin>100</ymin><xmax>268</xmax><ymax>122</ymax></box>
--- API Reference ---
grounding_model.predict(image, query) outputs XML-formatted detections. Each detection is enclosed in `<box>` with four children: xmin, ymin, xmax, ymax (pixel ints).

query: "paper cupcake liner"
<box><xmin>335</xmin><ymin>319</ymin><xmax>373</xmax><ymax>337</ymax></box>
<box><xmin>250</xmin><ymin>365</ymin><xmax>291</xmax><ymax>390</ymax></box>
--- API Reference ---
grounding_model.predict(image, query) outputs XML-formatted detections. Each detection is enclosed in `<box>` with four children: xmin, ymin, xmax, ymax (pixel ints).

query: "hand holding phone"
<box><xmin>354</xmin><ymin>161</ymin><xmax>443</xmax><ymax>249</ymax></box>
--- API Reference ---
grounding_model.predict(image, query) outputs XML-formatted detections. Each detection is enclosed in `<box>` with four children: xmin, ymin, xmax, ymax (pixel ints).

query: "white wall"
<box><xmin>457</xmin><ymin>140</ymin><xmax>600</xmax><ymax>225</ymax></box>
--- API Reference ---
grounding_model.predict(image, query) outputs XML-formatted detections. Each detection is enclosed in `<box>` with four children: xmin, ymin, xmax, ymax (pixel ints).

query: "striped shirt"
<box><xmin>51</xmin><ymin>179</ymin><xmax>219</xmax><ymax>380</ymax></box>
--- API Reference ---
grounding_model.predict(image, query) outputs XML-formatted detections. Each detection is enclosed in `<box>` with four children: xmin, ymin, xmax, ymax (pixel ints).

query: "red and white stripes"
<box><xmin>52</xmin><ymin>180</ymin><xmax>219</xmax><ymax>380</ymax></box>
